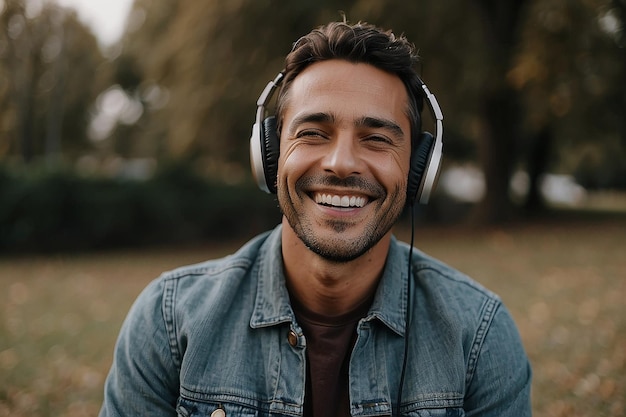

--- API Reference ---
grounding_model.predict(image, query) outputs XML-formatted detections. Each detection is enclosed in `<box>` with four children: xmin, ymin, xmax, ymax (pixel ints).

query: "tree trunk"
<box><xmin>524</xmin><ymin>126</ymin><xmax>552</xmax><ymax>215</ymax></box>
<box><xmin>17</xmin><ymin>55</ymin><xmax>36</xmax><ymax>163</ymax></box>
<box><xmin>470</xmin><ymin>0</ymin><xmax>529</xmax><ymax>224</ymax></box>
<box><xmin>46</xmin><ymin>29</ymin><xmax>66</xmax><ymax>166</ymax></box>
<box><xmin>472</xmin><ymin>90</ymin><xmax>520</xmax><ymax>224</ymax></box>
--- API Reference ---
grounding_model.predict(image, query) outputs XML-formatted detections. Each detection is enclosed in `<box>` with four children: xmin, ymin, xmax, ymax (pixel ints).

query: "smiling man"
<box><xmin>280</xmin><ymin>60</ymin><xmax>410</xmax><ymax>264</ymax></box>
<box><xmin>100</xmin><ymin>20</ymin><xmax>532</xmax><ymax>417</ymax></box>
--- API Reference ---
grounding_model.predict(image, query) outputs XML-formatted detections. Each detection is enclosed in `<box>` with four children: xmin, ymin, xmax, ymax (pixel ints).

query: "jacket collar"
<box><xmin>250</xmin><ymin>225</ymin><xmax>409</xmax><ymax>336</ymax></box>
<box><xmin>250</xmin><ymin>226</ymin><xmax>294</xmax><ymax>328</ymax></box>
<box><xmin>365</xmin><ymin>235</ymin><xmax>409</xmax><ymax>336</ymax></box>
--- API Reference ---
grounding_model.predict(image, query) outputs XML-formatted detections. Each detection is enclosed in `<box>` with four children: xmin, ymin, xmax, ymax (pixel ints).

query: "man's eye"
<box><xmin>297</xmin><ymin>130</ymin><xmax>325</xmax><ymax>138</ymax></box>
<box><xmin>366</xmin><ymin>135</ymin><xmax>392</xmax><ymax>144</ymax></box>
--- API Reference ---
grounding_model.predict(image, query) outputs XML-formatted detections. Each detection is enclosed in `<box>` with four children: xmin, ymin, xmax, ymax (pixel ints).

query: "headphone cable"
<box><xmin>396</xmin><ymin>205</ymin><xmax>416</xmax><ymax>416</ymax></box>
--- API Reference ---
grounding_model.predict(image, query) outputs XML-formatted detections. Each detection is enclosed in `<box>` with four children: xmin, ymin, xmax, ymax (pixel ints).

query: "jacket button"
<box><xmin>288</xmin><ymin>330</ymin><xmax>298</xmax><ymax>347</ymax></box>
<box><xmin>210</xmin><ymin>408</ymin><xmax>225</xmax><ymax>417</ymax></box>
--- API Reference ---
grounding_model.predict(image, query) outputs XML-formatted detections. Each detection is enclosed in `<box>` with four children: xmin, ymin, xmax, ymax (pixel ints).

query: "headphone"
<box><xmin>249</xmin><ymin>71</ymin><xmax>444</xmax><ymax>205</ymax></box>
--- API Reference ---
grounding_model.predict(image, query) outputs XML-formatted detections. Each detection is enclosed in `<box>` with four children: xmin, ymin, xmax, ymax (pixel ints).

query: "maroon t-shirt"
<box><xmin>291</xmin><ymin>295</ymin><xmax>374</xmax><ymax>417</ymax></box>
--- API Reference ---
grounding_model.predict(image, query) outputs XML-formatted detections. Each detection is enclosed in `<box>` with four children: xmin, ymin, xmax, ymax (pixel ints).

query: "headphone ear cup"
<box><xmin>262</xmin><ymin>116</ymin><xmax>280</xmax><ymax>194</ymax></box>
<box><xmin>407</xmin><ymin>132</ymin><xmax>434</xmax><ymax>205</ymax></box>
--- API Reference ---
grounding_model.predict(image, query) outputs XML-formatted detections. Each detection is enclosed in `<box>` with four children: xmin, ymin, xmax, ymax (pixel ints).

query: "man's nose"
<box><xmin>319</xmin><ymin>134</ymin><xmax>363</xmax><ymax>178</ymax></box>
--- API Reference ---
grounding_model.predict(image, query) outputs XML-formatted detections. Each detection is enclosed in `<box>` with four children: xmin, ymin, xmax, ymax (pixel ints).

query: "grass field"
<box><xmin>0</xmin><ymin>215</ymin><xmax>624</xmax><ymax>416</ymax></box>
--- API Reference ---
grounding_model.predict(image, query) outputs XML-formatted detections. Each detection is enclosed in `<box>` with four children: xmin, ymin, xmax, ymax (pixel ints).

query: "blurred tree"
<box><xmin>469</xmin><ymin>0</ymin><xmax>529</xmax><ymax>223</ymax></box>
<box><xmin>513</xmin><ymin>0</ymin><xmax>626</xmax><ymax>210</ymax></box>
<box><xmin>0</xmin><ymin>0</ymin><xmax>106</xmax><ymax>164</ymax></box>
<box><xmin>370</xmin><ymin>0</ymin><xmax>626</xmax><ymax>219</ymax></box>
<box><xmin>114</xmin><ymin>0</ymin><xmax>356</xmax><ymax>180</ymax></box>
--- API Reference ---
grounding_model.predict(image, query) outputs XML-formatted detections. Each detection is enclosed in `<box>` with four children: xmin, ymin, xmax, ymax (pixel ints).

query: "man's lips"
<box><xmin>313</xmin><ymin>193</ymin><xmax>367</xmax><ymax>208</ymax></box>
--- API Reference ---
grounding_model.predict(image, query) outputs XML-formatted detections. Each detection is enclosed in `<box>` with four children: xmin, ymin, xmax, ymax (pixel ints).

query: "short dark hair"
<box><xmin>276</xmin><ymin>20</ymin><xmax>425</xmax><ymax>142</ymax></box>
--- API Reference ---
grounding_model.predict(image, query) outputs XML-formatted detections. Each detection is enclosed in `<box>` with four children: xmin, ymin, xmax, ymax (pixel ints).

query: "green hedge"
<box><xmin>0</xmin><ymin>164</ymin><xmax>281</xmax><ymax>253</ymax></box>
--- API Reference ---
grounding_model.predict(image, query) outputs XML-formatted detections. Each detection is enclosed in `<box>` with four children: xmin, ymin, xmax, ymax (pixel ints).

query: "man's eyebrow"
<box><xmin>290</xmin><ymin>112</ymin><xmax>335</xmax><ymax>128</ymax></box>
<box><xmin>356</xmin><ymin>116</ymin><xmax>405</xmax><ymax>138</ymax></box>
<box><xmin>285</xmin><ymin>112</ymin><xmax>335</xmax><ymax>137</ymax></box>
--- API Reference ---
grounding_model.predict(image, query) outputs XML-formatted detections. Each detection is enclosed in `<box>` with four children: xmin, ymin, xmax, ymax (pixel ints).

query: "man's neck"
<box><xmin>281</xmin><ymin>218</ymin><xmax>391</xmax><ymax>317</ymax></box>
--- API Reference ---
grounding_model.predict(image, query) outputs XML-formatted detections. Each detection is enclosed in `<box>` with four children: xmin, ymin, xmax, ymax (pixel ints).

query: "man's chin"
<box><xmin>301</xmin><ymin>231</ymin><xmax>375</xmax><ymax>263</ymax></box>
<box><xmin>306</xmin><ymin>243</ymin><xmax>370</xmax><ymax>263</ymax></box>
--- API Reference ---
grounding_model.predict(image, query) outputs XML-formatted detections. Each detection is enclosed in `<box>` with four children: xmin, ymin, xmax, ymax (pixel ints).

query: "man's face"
<box><xmin>277</xmin><ymin>59</ymin><xmax>412</xmax><ymax>262</ymax></box>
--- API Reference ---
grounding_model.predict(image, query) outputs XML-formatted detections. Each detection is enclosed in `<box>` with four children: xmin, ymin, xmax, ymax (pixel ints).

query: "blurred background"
<box><xmin>0</xmin><ymin>1</ymin><xmax>625</xmax><ymax>416</ymax></box>
<box><xmin>0</xmin><ymin>0</ymin><xmax>624</xmax><ymax>252</ymax></box>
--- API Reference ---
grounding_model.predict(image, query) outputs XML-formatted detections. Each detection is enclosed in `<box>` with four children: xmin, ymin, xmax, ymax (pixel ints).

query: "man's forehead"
<box><xmin>283</xmin><ymin>60</ymin><xmax>410</xmax><ymax>128</ymax></box>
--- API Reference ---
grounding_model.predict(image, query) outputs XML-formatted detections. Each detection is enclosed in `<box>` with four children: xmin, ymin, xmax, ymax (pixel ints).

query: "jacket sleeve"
<box><xmin>464</xmin><ymin>303</ymin><xmax>532</xmax><ymax>417</ymax></box>
<box><xmin>99</xmin><ymin>278</ymin><xmax>180</xmax><ymax>417</ymax></box>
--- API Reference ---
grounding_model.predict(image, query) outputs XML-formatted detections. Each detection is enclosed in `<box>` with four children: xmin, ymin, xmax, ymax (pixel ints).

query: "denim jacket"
<box><xmin>100</xmin><ymin>225</ymin><xmax>532</xmax><ymax>417</ymax></box>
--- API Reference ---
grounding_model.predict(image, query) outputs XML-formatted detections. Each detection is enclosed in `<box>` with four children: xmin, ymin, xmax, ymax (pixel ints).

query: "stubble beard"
<box><xmin>278</xmin><ymin>176</ymin><xmax>406</xmax><ymax>263</ymax></box>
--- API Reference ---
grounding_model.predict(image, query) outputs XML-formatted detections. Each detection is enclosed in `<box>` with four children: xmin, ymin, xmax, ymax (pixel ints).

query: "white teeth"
<box><xmin>314</xmin><ymin>193</ymin><xmax>366</xmax><ymax>208</ymax></box>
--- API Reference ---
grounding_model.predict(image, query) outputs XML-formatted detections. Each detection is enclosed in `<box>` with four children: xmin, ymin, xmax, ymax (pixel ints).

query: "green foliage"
<box><xmin>0</xmin><ymin>163</ymin><xmax>280</xmax><ymax>253</ymax></box>
<box><xmin>0</xmin><ymin>0</ymin><xmax>107</xmax><ymax>161</ymax></box>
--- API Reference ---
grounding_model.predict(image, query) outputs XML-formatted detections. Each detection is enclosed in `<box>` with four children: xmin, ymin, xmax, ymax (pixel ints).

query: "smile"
<box><xmin>314</xmin><ymin>193</ymin><xmax>367</xmax><ymax>208</ymax></box>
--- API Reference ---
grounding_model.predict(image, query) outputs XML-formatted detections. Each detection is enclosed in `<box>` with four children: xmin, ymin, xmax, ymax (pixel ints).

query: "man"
<box><xmin>100</xmin><ymin>20</ymin><xmax>532</xmax><ymax>417</ymax></box>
